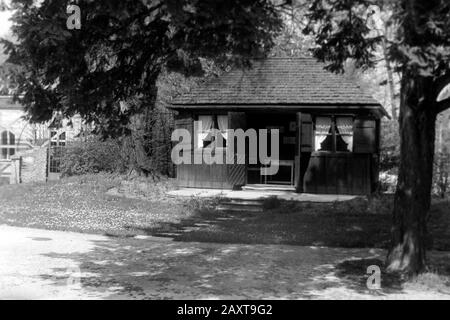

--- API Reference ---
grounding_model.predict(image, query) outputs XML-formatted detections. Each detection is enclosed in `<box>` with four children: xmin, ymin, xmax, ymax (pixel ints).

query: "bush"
<box><xmin>60</xmin><ymin>137</ymin><xmax>127</xmax><ymax>176</ymax></box>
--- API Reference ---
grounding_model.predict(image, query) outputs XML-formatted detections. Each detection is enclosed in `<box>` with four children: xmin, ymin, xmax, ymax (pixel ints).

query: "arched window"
<box><xmin>1</xmin><ymin>130</ymin><xmax>16</xmax><ymax>159</ymax></box>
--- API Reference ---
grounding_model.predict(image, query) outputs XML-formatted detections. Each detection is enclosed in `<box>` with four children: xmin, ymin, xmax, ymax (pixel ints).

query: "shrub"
<box><xmin>60</xmin><ymin>137</ymin><xmax>127</xmax><ymax>176</ymax></box>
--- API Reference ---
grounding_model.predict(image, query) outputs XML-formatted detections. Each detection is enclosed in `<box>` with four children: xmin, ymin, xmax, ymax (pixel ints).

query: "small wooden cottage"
<box><xmin>169</xmin><ymin>58</ymin><xmax>388</xmax><ymax>195</ymax></box>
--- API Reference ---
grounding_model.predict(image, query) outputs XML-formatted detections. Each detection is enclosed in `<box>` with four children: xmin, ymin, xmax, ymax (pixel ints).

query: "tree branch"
<box><xmin>434</xmin><ymin>75</ymin><xmax>450</xmax><ymax>114</ymax></box>
<box><xmin>436</xmin><ymin>99</ymin><xmax>450</xmax><ymax>114</ymax></box>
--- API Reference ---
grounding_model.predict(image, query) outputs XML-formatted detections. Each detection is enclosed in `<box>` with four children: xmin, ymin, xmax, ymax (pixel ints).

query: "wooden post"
<box><xmin>296</xmin><ymin>113</ymin><xmax>313</xmax><ymax>193</ymax></box>
<box><xmin>9</xmin><ymin>156</ymin><xmax>21</xmax><ymax>184</ymax></box>
<box><xmin>295</xmin><ymin>113</ymin><xmax>302</xmax><ymax>192</ymax></box>
<box><xmin>228</xmin><ymin>112</ymin><xmax>247</xmax><ymax>189</ymax></box>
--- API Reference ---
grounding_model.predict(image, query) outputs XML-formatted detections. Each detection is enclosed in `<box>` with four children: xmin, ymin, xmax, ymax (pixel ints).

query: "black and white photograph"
<box><xmin>0</xmin><ymin>0</ymin><xmax>449</xmax><ymax>303</ymax></box>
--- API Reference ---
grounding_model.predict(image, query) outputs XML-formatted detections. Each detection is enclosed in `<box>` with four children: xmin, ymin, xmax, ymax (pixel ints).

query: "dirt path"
<box><xmin>0</xmin><ymin>225</ymin><xmax>449</xmax><ymax>300</ymax></box>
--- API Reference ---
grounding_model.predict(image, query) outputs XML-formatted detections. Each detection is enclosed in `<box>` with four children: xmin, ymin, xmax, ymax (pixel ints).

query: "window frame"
<box><xmin>195</xmin><ymin>114</ymin><xmax>228</xmax><ymax>151</ymax></box>
<box><xmin>313</xmin><ymin>115</ymin><xmax>354</xmax><ymax>154</ymax></box>
<box><xmin>50</xmin><ymin>130</ymin><xmax>67</xmax><ymax>147</ymax></box>
<box><xmin>0</xmin><ymin>130</ymin><xmax>16</xmax><ymax>160</ymax></box>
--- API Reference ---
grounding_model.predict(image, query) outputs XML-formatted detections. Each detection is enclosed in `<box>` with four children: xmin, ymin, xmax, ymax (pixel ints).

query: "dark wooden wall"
<box><xmin>174</xmin><ymin>109</ymin><xmax>381</xmax><ymax>195</ymax></box>
<box><xmin>175</xmin><ymin>111</ymin><xmax>243</xmax><ymax>189</ymax></box>
<box><xmin>177</xmin><ymin>162</ymin><xmax>232</xmax><ymax>189</ymax></box>
<box><xmin>303</xmin><ymin>153</ymin><xmax>372</xmax><ymax>195</ymax></box>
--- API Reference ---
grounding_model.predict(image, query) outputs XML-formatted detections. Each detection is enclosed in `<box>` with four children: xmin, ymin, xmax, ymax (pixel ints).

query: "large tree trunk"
<box><xmin>382</xmin><ymin>26</ymin><xmax>397</xmax><ymax>121</ymax></box>
<box><xmin>386</xmin><ymin>75</ymin><xmax>437</xmax><ymax>275</ymax></box>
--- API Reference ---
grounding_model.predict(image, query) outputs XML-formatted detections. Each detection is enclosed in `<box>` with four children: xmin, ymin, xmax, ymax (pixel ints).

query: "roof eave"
<box><xmin>169</xmin><ymin>102</ymin><xmax>390</xmax><ymax>119</ymax></box>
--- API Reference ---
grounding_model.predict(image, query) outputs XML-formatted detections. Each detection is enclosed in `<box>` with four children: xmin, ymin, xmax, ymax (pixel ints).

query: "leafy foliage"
<box><xmin>1</xmin><ymin>0</ymin><xmax>282</xmax><ymax>136</ymax></box>
<box><xmin>60</xmin><ymin>136</ymin><xmax>127</xmax><ymax>176</ymax></box>
<box><xmin>270</xmin><ymin>1</ymin><xmax>314</xmax><ymax>57</ymax></box>
<box><xmin>303</xmin><ymin>0</ymin><xmax>384</xmax><ymax>73</ymax></box>
<box><xmin>303</xmin><ymin>0</ymin><xmax>450</xmax><ymax>84</ymax></box>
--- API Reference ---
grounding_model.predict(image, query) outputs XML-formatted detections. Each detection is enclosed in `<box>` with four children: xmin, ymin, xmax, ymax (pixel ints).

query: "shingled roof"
<box><xmin>172</xmin><ymin>57</ymin><xmax>381</xmax><ymax>106</ymax></box>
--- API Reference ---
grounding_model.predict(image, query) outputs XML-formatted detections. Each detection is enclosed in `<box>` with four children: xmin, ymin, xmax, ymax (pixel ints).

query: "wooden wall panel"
<box><xmin>303</xmin><ymin>153</ymin><xmax>372</xmax><ymax>195</ymax></box>
<box><xmin>300</xmin><ymin>113</ymin><xmax>313</xmax><ymax>152</ymax></box>
<box><xmin>354</xmin><ymin>118</ymin><xmax>377</xmax><ymax>154</ymax></box>
<box><xmin>177</xmin><ymin>163</ymin><xmax>231</xmax><ymax>189</ymax></box>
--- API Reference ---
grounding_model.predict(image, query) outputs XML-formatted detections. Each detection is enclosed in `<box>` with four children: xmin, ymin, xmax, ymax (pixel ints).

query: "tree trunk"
<box><xmin>382</xmin><ymin>29</ymin><xmax>397</xmax><ymax>121</ymax></box>
<box><xmin>386</xmin><ymin>75</ymin><xmax>437</xmax><ymax>275</ymax></box>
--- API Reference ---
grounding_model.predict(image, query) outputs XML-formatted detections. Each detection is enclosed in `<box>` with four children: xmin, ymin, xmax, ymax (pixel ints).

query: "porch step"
<box><xmin>216</xmin><ymin>199</ymin><xmax>264</xmax><ymax>213</ymax></box>
<box><xmin>242</xmin><ymin>184</ymin><xmax>295</xmax><ymax>192</ymax></box>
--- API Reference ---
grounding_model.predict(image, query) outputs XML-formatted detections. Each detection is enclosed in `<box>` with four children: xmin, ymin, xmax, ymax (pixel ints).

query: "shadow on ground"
<box><xmin>39</xmin><ymin>235</ymin><xmax>397</xmax><ymax>299</ymax></box>
<box><xmin>128</xmin><ymin>208</ymin><xmax>391</xmax><ymax>249</ymax></box>
<box><xmin>123</xmin><ymin>198</ymin><xmax>450</xmax><ymax>251</ymax></box>
<box><xmin>33</xmin><ymin>197</ymin><xmax>450</xmax><ymax>299</ymax></box>
<box><xmin>36</xmin><ymin>233</ymin><xmax>450</xmax><ymax>299</ymax></box>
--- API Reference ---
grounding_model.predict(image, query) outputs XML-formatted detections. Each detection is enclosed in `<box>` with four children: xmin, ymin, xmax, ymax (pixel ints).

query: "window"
<box><xmin>197</xmin><ymin>115</ymin><xmax>228</xmax><ymax>149</ymax></box>
<box><xmin>50</xmin><ymin>130</ymin><xmax>66</xmax><ymax>147</ymax></box>
<box><xmin>1</xmin><ymin>131</ymin><xmax>16</xmax><ymax>160</ymax></box>
<box><xmin>314</xmin><ymin>116</ymin><xmax>353</xmax><ymax>152</ymax></box>
<box><xmin>49</xmin><ymin>130</ymin><xmax>66</xmax><ymax>174</ymax></box>
<box><xmin>335</xmin><ymin>117</ymin><xmax>353</xmax><ymax>152</ymax></box>
<box><xmin>315</xmin><ymin>117</ymin><xmax>333</xmax><ymax>152</ymax></box>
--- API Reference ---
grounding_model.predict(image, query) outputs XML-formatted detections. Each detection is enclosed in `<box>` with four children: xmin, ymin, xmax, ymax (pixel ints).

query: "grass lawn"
<box><xmin>0</xmin><ymin>173</ymin><xmax>449</xmax><ymax>250</ymax></box>
<box><xmin>0</xmin><ymin>174</ymin><xmax>189</xmax><ymax>237</ymax></box>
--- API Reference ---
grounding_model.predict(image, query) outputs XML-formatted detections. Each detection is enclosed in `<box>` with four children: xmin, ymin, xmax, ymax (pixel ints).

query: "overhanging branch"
<box><xmin>433</xmin><ymin>74</ymin><xmax>450</xmax><ymax>114</ymax></box>
<box><xmin>436</xmin><ymin>99</ymin><xmax>450</xmax><ymax>114</ymax></box>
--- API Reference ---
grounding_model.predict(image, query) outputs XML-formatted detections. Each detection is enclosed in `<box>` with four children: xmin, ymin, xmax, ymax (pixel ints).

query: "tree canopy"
<box><xmin>304</xmin><ymin>0</ymin><xmax>450</xmax><ymax>112</ymax></box>
<box><xmin>1</xmin><ymin>0</ymin><xmax>282</xmax><ymax>136</ymax></box>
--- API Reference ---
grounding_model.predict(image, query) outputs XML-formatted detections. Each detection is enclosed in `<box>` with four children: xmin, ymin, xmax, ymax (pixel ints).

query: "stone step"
<box><xmin>216</xmin><ymin>205</ymin><xmax>264</xmax><ymax>213</ymax></box>
<box><xmin>242</xmin><ymin>184</ymin><xmax>295</xmax><ymax>192</ymax></box>
<box><xmin>221</xmin><ymin>199</ymin><xmax>264</xmax><ymax>206</ymax></box>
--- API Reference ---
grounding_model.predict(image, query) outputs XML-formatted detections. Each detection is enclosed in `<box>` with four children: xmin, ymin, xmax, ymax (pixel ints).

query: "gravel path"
<box><xmin>1</xmin><ymin>225</ymin><xmax>449</xmax><ymax>300</ymax></box>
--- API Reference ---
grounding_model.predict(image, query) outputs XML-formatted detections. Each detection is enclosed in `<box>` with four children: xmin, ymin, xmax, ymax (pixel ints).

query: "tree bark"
<box><xmin>382</xmin><ymin>25</ymin><xmax>397</xmax><ymax>121</ymax></box>
<box><xmin>386</xmin><ymin>74</ymin><xmax>437</xmax><ymax>275</ymax></box>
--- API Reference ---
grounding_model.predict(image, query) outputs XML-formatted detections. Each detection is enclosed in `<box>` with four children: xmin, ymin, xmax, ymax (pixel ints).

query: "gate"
<box><xmin>0</xmin><ymin>160</ymin><xmax>11</xmax><ymax>185</ymax></box>
<box><xmin>47</xmin><ymin>130</ymin><xmax>66</xmax><ymax>180</ymax></box>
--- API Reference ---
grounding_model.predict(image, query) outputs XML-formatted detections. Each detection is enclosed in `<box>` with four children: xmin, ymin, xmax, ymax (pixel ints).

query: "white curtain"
<box><xmin>197</xmin><ymin>115</ymin><xmax>213</xmax><ymax>148</ymax></box>
<box><xmin>336</xmin><ymin>117</ymin><xmax>353</xmax><ymax>152</ymax></box>
<box><xmin>314</xmin><ymin>117</ymin><xmax>332</xmax><ymax>151</ymax></box>
<box><xmin>217</xmin><ymin>115</ymin><xmax>228</xmax><ymax>141</ymax></box>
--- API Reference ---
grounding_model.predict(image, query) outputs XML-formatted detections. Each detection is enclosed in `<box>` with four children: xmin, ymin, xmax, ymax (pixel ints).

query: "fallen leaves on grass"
<box><xmin>0</xmin><ymin>174</ymin><xmax>187</xmax><ymax>236</ymax></box>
